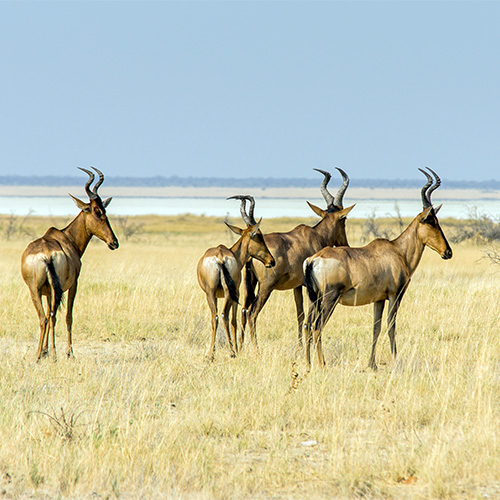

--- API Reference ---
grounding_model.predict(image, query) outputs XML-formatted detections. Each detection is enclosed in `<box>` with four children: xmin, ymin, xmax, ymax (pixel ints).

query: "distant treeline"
<box><xmin>1</xmin><ymin>175</ymin><xmax>499</xmax><ymax>190</ymax></box>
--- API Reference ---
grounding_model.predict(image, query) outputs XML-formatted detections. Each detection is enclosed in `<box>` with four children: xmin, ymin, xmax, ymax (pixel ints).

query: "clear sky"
<box><xmin>1</xmin><ymin>1</ymin><xmax>499</xmax><ymax>181</ymax></box>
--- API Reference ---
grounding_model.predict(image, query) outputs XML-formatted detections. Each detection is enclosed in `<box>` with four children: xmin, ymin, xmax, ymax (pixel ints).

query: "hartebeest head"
<box><xmin>307</xmin><ymin>167</ymin><xmax>350</xmax><ymax>216</ymax></box>
<box><xmin>70</xmin><ymin>167</ymin><xmax>119</xmax><ymax>250</ymax></box>
<box><xmin>226</xmin><ymin>195</ymin><xmax>276</xmax><ymax>268</ymax></box>
<box><xmin>416</xmin><ymin>167</ymin><xmax>452</xmax><ymax>260</ymax></box>
<box><xmin>305</xmin><ymin>168</ymin><xmax>354</xmax><ymax>248</ymax></box>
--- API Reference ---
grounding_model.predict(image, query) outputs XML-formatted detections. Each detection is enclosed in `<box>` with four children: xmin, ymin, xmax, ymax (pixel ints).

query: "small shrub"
<box><xmin>451</xmin><ymin>207</ymin><xmax>500</xmax><ymax>243</ymax></box>
<box><xmin>115</xmin><ymin>216</ymin><xmax>145</xmax><ymax>241</ymax></box>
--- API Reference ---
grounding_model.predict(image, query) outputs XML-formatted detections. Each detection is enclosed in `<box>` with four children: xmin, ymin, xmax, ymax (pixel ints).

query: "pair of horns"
<box><xmin>227</xmin><ymin>195</ymin><xmax>257</xmax><ymax>226</ymax></box>
<box><xmin>78</xmin><ymin>166</ymin><xmax>105</xmax><ymax>200</ymax></box>
<box><xmin>228</xmin><ymin>168</ymin><xmax>350</xmax><ymax>222</ymax></box>
<box><xmin>419</xmin><ymin>167</ymin><xmax>441</xmax><ymax>209</ymax></box>
<box><xmin>317</xmin><ymin>167</ymin><xmax>441</xmax><ymax>210</ymax></box>
<box><xmin>314</xmin><ymin>167</ymin><xmax>349</xmax><ymax>210</ymax></box>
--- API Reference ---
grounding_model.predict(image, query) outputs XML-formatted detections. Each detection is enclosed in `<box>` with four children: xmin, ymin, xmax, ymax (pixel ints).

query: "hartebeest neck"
<box><xmin>62</xmin><ymin>212</ymin><xmax>93</xmax><ymax>257</ymax></box>
<box><xmin>229</xmin><ymin>237</ymin><xmax>249</xmax><ymax>269</ymax></box>
<box><xmin>392</xmin><ymin>217</ymin><xmax>425</xmax><ymax>277</ymax></box>
<box><xmin>312</xmin><ymin>215</ymin><xmax>349</xmax><ymax>247</ymax></box>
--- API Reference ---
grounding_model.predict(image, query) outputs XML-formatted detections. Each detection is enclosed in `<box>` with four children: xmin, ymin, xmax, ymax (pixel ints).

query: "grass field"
<box><xmin>0</xmin><ymin>213</ymin><xmax>499</xmax><ymax>499</ymax></box>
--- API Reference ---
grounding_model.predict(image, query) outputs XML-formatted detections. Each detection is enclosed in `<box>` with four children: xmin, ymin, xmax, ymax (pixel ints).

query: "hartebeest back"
<box><xmin>21</xmin><ymin>167</ymin><xmax>119</xmax><ymax>360</ymax></box>
<box><xmin>240</xmin><ymin>168</ymin><xmax>354</xmax><ymax>348</ymax></box>
<box><xmin>303</xmin><ymin>167</ymin><xmax>452</xmax><ymax>370</ymax></box>
<box><xmin>197</xmin><ymin>196</ymin><xmax>275</xmax><ymax>360</ymax></box>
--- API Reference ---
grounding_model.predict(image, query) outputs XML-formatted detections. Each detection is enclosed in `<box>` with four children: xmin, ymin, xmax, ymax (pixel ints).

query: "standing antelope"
<box><xmin>303</xmin><ymin>167</ymin><xmax>452</xmax><ymax>370</ymax></box>
<box><xmin>240</xmin><ymin>168</ymin><xmax>354</xmax><ymax>348</ymax></box>
<box><xmin>197</xmin><ymin>196</ymin><xmax>275</xmax><ymax>360</ymax></box>
<box><xmin>21</xmin><ymin>167</ymin><xmax>119</xmax><ymax>361</ymax></box>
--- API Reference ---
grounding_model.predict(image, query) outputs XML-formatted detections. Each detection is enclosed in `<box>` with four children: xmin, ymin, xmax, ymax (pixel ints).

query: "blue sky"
<box><xmin>1</xmin><ymin>1</ymin><xmax>499</xmax><ymax>181</ymax></box>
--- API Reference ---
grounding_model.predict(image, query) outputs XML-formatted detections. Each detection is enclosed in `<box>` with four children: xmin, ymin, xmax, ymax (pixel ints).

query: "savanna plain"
<box><xmin>0</xmin><ymin>212</ymin><xmax>499</xmax><ymax>500</ymax></box>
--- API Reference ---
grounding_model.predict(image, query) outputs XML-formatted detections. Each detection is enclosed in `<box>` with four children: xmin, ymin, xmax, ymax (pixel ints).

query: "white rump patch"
<box><xmin>314</xmin><ymin>256</ymin><xmax>342</xmax><ymax>274</ymax></box>
<box><xmin>222</xmin><ymin>256</ymin><xmax>238</xmax><ymax>274</ymax></box>
<box><xmin>24</xmin><ymin>253</ymin><xmax>47</xmax><ymax>265</ymax></box>
<box><xmin>310</xmin><ymin>256</ymin><xmax>343</xmax><ymax>290</ymax></box>
<box><xmin>201</xmin><ymin>257</ymin><xmax>221</xmax><ymax>277</ymax></box>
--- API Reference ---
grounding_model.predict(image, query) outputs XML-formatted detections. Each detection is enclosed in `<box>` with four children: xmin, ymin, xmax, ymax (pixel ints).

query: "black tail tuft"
<box><xmin>45</xmin><ymin>258</ymin><xmax>63</xmax><ymax>314</ymax></box>
<box><xmin>304</xmin><ymin>261</ymin><xmax>318</xmax><ymax>304</ymax></box>
<box><xmin>219</xmin><ymin>262</ymin><xmax>239</xmax><ymax>304</ymax></box>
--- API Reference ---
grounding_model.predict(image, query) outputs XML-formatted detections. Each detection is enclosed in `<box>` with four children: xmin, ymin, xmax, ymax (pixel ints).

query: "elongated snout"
<box><xmin>108</xmin><ymin>238</ymin><xmax>119</xmax><ymax>250</ymax></box>
<box><xmin>266</xmin><ymin>257</ymin><xmax>276</xmax><ymax>268</ymax></box>
<box><xmin>442</xmin><ymin>247</ymin><xmax>452</xmax><ymax>260</ymax></box>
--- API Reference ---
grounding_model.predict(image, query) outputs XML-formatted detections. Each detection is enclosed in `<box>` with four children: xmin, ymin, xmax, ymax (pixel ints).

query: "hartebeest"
<box><xmin>303</xmin><ymin>167</ymin><xmax>452</xmax><ymax>370</ymax></box>
<box><xmin>197</xmin><ymin>196</ymin><xmax>275</xmax><ymax>360</ymax></box>
<box><xmin>240</xmin><ymin>168</ymin><xmax>354</xmax><ymax>348</ymax></box>
<box><xmin>21</xmin><ymin>167</ymin><xmax>119</xmax><ymax>361</ymax></box>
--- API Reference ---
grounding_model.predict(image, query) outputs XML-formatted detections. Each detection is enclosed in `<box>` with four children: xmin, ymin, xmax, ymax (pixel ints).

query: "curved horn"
<box><xmin>227</xmin><ymin>195</ymin><xmax>256</xmax><ymax>225</ymax></box>
<box><xmin>424</xmin><ymin>167</ymin><xmax>441</xmax><ymax>206</ymax></box>
<box><xmin>246</xmin><ymin>195</ymin><xmax>256</xmax><ymax>224</ymax></box>
<box><xmin>78</xmin><ymin>167</ymin><xmax>97</xmax><ymax>200</ymax></box>
<box><xmin>313</xmin><ymin>169</ymin><xmax>334</xmax><ymax>207</ymax></box>
<box><xmin>91</xmin><ymin>166</ymin><xmax>105</xmax><ymax>195</ymax></box>
<box><xmin>333</xmin><ymin>167</ymin><xmax>349</xmax><ymax>208</ymax></box>
<box><xmin>418</xmin><ymin>167</ymin><xmax>434</xmax><ymax>208</ymax></box>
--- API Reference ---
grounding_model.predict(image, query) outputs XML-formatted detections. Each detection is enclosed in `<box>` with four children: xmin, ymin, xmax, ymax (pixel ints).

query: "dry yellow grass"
<box><xmin>0</xmin><ymin>214</ymin><xmax>499</xmax><ymax>499</ymax></box>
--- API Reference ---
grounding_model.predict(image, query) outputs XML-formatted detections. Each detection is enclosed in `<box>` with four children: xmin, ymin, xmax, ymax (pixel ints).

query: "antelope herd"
<box><xmin>20</xmin><ymin>166</ymin><xmax>452</xmax><ymax>369</ymax></box>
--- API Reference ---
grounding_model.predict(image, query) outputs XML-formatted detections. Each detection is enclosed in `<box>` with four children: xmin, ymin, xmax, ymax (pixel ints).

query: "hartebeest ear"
<box><xmin>249</xmin><ymin>218</ymin><xmax>262</xmax><ymax>236</ymax></box>
<box><xmin>69</xmin><ymin>194</ymin><xmax>91</xmax><ymax>213</ymax></box>
<box><xmin>102</xmin><ymin>197</ymin><xmax>113</xmax><ymax>208</ymax></box>
<box><xmin>225</xmin><ymin>222</ymin><xmax>244</xmax><ymax>235</ymax></box>
<box><xmin>420</xmin><ymin>206</ymin><xmax>434</xmax><ymax>222</ymax></box>
<box><xmin>433</xmin><ymin>203</ymin><xmax>442</xmax><ymax>215</ymax></box>
<box><xmin>307</xmin><ymin>201</ymin><xmax>326</xmax><ymax>218</ymax></box>
<box><xmin>338</xmin><ymin>204</ymin><xmax>356</xmax><ymax>220</ymax></box>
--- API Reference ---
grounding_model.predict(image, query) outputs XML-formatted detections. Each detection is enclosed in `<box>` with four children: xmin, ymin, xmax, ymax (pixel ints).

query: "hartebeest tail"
<box><xmin>303</xmin><ymin>167</ymin><xmax>452</xmax><ymax>370</ymax></box>
<box><xmin>240</xmin><ymin>168</ymin><xmax>354</xmax><ymax>348</ymax></box>
<box><xmin>21</xmin><ymin>167</ymin><xmax>119</xmax><ymax>361</ymax></box>
<box><xmin>218</xmin><ymin>260</ymin><xmax>239</xmax><ymax>304</ymax></box>
<box><xmin>44</xmin><ymin>257</ymin><xmax>63</xmax><ymax>315</ymax></box>
<box><xmin>197</xmin><ymin>196</ymin><xmax>275</xmax><ymax>360</ymax></box>
<box><xmin>303</xmin><ymin>261</ymin><xmax>318</xmax><ymax>305</ymax></box>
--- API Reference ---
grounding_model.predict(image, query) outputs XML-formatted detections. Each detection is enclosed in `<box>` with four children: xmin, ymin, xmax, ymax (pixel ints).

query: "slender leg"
<box><xmin>304</xmin><ymin>295</ymin><xmax>321</xmax><ymax>371</ymax></box>
<box><xmin>230</xmin><ymin>301</ymin><xmax>239</xmax><ymax>353</ymax></box>
<box><xmin>30</xmin><ymin>289</ymin><xmax>48</xmax><ymax>361</ymax></box>
<box><xmin>240</xmin><ymin>264</ymin><xmax>257</xmax><ymax>346</ymax></box>
<box><xmin>312</xmin><ymin>286</ymin><xmax>342</xmax><ymax>368</ymax></box>
<box><xmin>40</xmin><ymin>319</ymin><xmax>49</xmax><ymax>359</ymax></box>
<box><xmin>221</xmin><ymin>298</ymin><xmax>236</xmax><ymax>358</ymax></box>
<box><xmin>293</xmin><ymin>286</ymin><xmax>305</xmax><ymax>348</ymax></box>
<box><xmin>66</xmin><ymin>284</ymin><xmax>77</xmax><ymax>358</ymax></box>
<box><xmin>387</xmin><ymin>294</ymin><xmax>403</xmax><ymax>363</ymax></box>
<box><xmin>45</xmin><ymin>294</ymin><xmax>57</xmax><ymax>360</ymax></box>
<box><xmin>43</xmin><ymin>295</ymin><xmax>51</xmax><ymax>354</ymax></box>
<box><xmin>369</xmin><ymin>300</ymin><xmax>385</xmax><ymax>370</ymax></box>
<box><xmin>205</xmin><ymin>293</ymin><xmax>219</xmax><ymax>360</ymax></box>
<box><xmin>247</xmin><ymin>284</ymin><xmax>275</xmax><ymax>348</ymax></box>
<box><xmin>240</xmin><ymin>309</ymin><xmax>247</xmax><ymax>347</ymax></box>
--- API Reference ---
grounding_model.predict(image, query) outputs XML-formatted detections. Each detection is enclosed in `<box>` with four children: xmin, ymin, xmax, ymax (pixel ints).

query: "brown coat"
<box><xmin>304</xmin><ymin>205</ymin><xmax>452</xmax><ymax>370</ymax></box>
